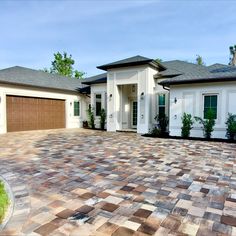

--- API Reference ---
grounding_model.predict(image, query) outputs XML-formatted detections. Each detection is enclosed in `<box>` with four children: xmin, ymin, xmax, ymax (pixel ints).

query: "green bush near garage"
<box><xmin>0</xmin><ymin>181</ymin><xmax>9</xmax><ymax>223</ymax></box>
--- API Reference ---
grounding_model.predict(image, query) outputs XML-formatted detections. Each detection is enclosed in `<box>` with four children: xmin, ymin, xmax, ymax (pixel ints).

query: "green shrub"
<box><xmin>225</xmin><ymin>113</ymin><xmax>236</xmax><ymax>140</ymax></box>
<box><xmin>100</xmin><ymin>108</ymin><xmax>106</xmax><ymax>130</ymax></box>
<box><xmin>154</xmin><ymin>114</ymin><xmax>169</xmax><ymax>136</ymax></box>
<box><xmin>149</xmin><ymin>127</ymin><xmax>161</xmax><ymax>137</ymax></box>
<box><xmin>87</xmin><ymin>106</ymin><xmax>95</xmax><ymax>129</ymax></box>
<box><xmin>181</xmin><ymin>113</ymin><xmax>194</xmax><ymax>138</ymax></box>
<box><xmin>0</xmin><ymin>181</ymin><xmax>9</xmax><ymax>223</ymax></box>
<box><xmin>195</xmin><ymin>109</ymin><xmax>215</xmax><ymax>139</ymax></box>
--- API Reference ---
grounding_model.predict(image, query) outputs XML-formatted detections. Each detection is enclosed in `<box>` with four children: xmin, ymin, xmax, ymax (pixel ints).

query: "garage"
<box><xmin>6</xmin><ymin>95</ymin><xmax>65</xmax><ymax>132</ymax></box>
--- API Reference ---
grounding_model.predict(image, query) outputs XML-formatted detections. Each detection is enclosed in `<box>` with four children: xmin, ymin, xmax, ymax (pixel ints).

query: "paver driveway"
<box><xmin>0</xmin><ymin>129</ymin><xmax>236</xmax><ymax>236</ymax></box>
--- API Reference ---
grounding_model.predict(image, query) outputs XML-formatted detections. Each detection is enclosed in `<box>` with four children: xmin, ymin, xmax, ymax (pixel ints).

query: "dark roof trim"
<box><xmin>79</xmin><ymin>86</ymin><xmax>91</xmax><ymax>94</ymax></box>
<box><xmin>159</xmin><ymin>76</ymin><xmax>236</xmax><ymax>86</ymax></box>
<box><xmin>82</xmin><ymin>77</ymin><xmax>107</xmax><ymax>85</ymax></box>
<box><xmin>97</xmin><ymin>57</ymin><xmax>166</xmax><ymax>71</ymax></box>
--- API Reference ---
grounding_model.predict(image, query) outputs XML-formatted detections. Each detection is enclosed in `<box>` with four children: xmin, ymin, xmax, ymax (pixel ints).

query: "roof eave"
<box><xmin>97</xmin><ymin>60</ymin><xmax>153</xmax><ymax>71</ymax></box>
<box><xmin>0</xmin><ymin>80</ymin><xmax>81</xmax><ymax>93</ymax></box>
<box><xmin>159</xmin><ymin>76</ymin><xmax>236</xmax><ymax>87</ymax></box>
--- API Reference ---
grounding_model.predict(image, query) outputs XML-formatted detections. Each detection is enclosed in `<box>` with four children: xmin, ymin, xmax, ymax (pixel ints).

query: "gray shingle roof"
<box><xmin>0</xmin><ymin>66</ymin><xmax>85</xmax><ymax>92</ymax></box>
<box><xmin>159</xmin><ymin>61</ymin><xmax>236</xmax><ymax>86</ymax></box>
<box><xmin>97</xmin><ymin>55</ymin><xmax>163</xmax><ymax>70</ymax></box>
<box><xmin>82</xmin><ymin>73</ymin><xmax>107</xmax><ymax>85</ymax></box>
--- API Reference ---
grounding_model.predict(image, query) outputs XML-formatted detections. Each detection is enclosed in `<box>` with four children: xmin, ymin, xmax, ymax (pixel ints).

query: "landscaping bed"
<box><xmin>142</xmin><ymin>133</ymin><xmax>236</xmax><ymax>143</ymax></box>
<box><xmin>0</xmin><ymin>181</ymin><xmax>9</xmax><ymax>224</ymax></box>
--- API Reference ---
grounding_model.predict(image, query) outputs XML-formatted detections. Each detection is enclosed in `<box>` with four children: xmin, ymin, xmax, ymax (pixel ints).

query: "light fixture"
<box><xmin>140</xmin><ymin>92</ymin><xmax>144</xmax><ymax>100</ymax></box>
<box><xmin>70</xmin><ymin>102</ymin><xmax>72</xmax><ymax>106</ymax></box>
<box><xmin>174</xmin><ymin>97</ymin><xmax>177</xmax><ymax>104</ymax></box>
<box><xmin>109</xmin><ymin>94</ymin><xmax>112</xmax><ymax>98</ymax></box>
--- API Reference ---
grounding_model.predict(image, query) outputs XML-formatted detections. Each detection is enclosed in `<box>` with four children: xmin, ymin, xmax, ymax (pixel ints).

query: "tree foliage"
<box><xmin>154</xmin><ymin>113</ymin><xmax>169</xmax><ymax>136</ymax></box>
<box><xmin>196</xmin><ymin>55</ymin><xmax>205</xmax><ymax>66</ymax></box>
<box><xmin>225</xmin><ymin>113</ymin><xmax>236</xmax><ymax>140</ymax></box>
<box><xmin>195</xmin><ymin>109</ymin><xmax>215</xmax><ymax>139</ymax></box>
<box><xmin>155</xmin><ymin>58</ymin><xmax>163</xmax><ymax>63</ymax></box>
<box><xmin>87</xmin><ymin>106</ymin><xmax>95</xmax><ymax>129</ymax></box>
<box><xmin>229</xmin><ymin>45</ymin><xmax>236</xmax><ymax>66</ymax></box>
<box><xmin>181</xmin><ymin>113</ymin><xmax>194</xmax><ymax>138</ymax></box>
<box><xmin>44</xmin><ymin>52</ymin><xmax>85</xmax><ymax>79</ymax></box>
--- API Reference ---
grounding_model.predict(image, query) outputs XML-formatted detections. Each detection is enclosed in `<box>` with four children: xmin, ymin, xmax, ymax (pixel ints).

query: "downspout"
<box><xmin>162</xmin><ymin>85</ymin><xmax>170</xmax><ymax>91</ymax></box>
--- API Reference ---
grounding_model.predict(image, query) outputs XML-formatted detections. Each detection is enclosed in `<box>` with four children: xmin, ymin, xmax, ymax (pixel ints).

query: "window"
<box><xmin>74</xmin><ymin>101</ymin><xmax>80</xmax><ymax>116</ymax></box>
<box><xmin>95</xmin><ymin>94</ymin><xmax>102</xmax><ymax>116</ymax></box>
<box><xmin>158</xmin><ymin>94</ymin><xmax>166</xmax><ymax>116</ymax></box>
<box><xmin>204</xmin><ymin>95</ymin><xmax>217</xmax><ymax>119</ymax></box>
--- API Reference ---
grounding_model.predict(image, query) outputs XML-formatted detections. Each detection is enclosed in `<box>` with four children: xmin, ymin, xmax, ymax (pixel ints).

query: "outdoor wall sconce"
<box><xmin>70</xmin><ymin>102</ymin><xmax>72</xmax><ymax>106</ymax></box>
<box><xmin>174</xmin><ymin>97</ymin><xmax>177</xmax><ymax>104</ymax></box>
<box><xmin>140</xmin><ymin>92</ymin><xmax>144</xmax><ymax>100</ymax></box>
<box><xmin>109</xmin><ymin>94</ymin><xmax>112</xmax><ymax>98</ymax></box>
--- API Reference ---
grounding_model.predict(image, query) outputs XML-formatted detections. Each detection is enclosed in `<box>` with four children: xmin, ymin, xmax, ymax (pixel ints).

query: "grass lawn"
<box><xmin>0</xmin><ymin>181</ymin><xmax>9</xmax><ymax>223</ymax></box>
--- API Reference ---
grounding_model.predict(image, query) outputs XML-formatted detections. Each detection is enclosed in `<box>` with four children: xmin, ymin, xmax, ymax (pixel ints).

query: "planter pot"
<box><xmin>0</xmin><ymin>176</ymin><xmax>14</xmax><ymax>231</ymax></box>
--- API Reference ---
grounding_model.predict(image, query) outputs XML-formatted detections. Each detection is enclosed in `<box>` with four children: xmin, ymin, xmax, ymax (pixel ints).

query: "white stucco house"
<box><xmin>1</xmin><ymin>55</ymin><xmax>236</xmax><ymax>139</ymax></box>
<box><xmin>82</xmin><ymin>56</ymin><xmax>236</xmax><ymax>139</ymax></box>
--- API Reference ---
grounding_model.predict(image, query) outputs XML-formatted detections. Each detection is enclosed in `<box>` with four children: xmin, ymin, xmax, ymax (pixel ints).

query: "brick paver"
<box><xmin>0</xmin><ymin>128</ymin><xmax>236</xmax><ymax>235</ymax></box>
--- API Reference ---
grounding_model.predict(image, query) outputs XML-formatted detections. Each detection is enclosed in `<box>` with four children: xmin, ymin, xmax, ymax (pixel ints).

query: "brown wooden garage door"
<box><xmin>6</xmin><ymin>95</ymin><xmax>65</xmax><ymax>132</ymax></box>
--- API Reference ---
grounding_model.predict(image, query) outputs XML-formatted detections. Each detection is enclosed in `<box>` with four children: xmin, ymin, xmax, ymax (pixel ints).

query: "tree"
<box><xmin>155</xmin><ymin>58</ymin><xmax>163</xmax><ymax>63</ymax></box>
<box><xmin>229</xmin><ymin>45</ymin><xmax>236</xmax><ymax>66</ymax></box>
<box><xmin>44</xmin><ymin>52</ymin><xmax>85</xmax><ymax>79</ymax></box>
<box><xmin>195</xmin><ymin>55</ymin><xmax>205</xmax><ymax>66</ymax></box>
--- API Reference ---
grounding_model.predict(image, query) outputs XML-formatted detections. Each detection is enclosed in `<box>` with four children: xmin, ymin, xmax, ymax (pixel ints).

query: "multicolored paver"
<box><xmin>0</xmin><ymin>128</ymin><xmax>236</xmax><ymax>236</ymax></box>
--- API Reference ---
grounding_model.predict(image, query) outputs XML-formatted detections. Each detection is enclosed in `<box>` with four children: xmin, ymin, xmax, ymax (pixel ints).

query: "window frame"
<box><xmin>95</xmin><ymin>93</ymin><xmax>102</xmax><ymax>117</ymax></box>
<box><xmin>73</xmin><ymin>101</ymin><xmax>80</xmax><ymax>117</ymax></box>
<box><xmin>156</xmin><ymin>93</ymin><xmax>169</xmax><ymax>117</ymax></box>
<box><xmin>203</xmin><ymin>94</ymin><xmax>218</xmax><ymax>120</ymax></box>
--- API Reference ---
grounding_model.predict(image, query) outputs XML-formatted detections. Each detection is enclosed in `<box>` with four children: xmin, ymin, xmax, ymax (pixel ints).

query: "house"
<box><xmin>0</xmin><ymin>66</ymin><xmax>89</xmax><ymax>133</ymax></box>
<box><xmin>82</xmin><ymin>56</ymin><xmax>236</xmax><ymax>139</ymax></box>
<box><xmin>1</xmin><ymin>55</ymin><xmax>236</xmax><ymax>139</ymax></box>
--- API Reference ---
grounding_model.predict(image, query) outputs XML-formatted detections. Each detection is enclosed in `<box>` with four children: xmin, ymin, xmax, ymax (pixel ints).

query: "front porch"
<box><xmin>117</xmin><ymin>84</ymin><xmax>138</xmax><ymax>132</ymax></box>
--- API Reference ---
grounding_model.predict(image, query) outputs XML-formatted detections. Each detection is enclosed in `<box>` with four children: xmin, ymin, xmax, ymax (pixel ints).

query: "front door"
<box><xmin>131</xmin><ymin>101</ymin><xmax>137</xmax><ymax>129</ymax></box>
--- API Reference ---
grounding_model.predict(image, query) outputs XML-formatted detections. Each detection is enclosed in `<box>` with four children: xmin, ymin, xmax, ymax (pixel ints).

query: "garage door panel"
<box><xmin>6</xmin><ymin>96</ymin><xmax>65</xmax><ymax>132</ymax></box>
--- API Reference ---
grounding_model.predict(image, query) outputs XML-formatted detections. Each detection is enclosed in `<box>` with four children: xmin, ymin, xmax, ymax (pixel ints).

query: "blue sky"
<box><xmin>0</xmin><ymin>0</ymin><xmax>236</xmax><ymax>76</ymax></box>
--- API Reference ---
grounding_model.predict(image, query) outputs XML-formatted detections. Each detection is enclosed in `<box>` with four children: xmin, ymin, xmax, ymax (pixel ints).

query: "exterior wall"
<box><xmin>106</xmin><ymin>65</ymin><xmax>159</xmax><ymax>134</ymax></box>
<box><xmin>0</xmin><ymin>83</ymin><xmax>89</xmax><ymax>133</ymax></box>
<box><xmin>90</xmin><ymin>83</ymin><xmax>107</xmax><ymax>128</ymax></box>
<box><xmin>169</xmin><ymin>82</ymin><xmax>236</xmax><ymax>139</ymax></box>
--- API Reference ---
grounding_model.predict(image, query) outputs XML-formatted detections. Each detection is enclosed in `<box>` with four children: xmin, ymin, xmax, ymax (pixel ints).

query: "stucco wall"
<box><xmin>169</xmin><ymin>81</ymin><xmax>236</xmax><ymax>139</ymax></box>
<box><xmin>90</xmin><ymin>83</ymin><xmax>107</xmax><ymax>128</ymax></box>
<box><xmin>0</xmin><ymin>83</ymin><xmax>89</xmax><ymax>133</ymax></box>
